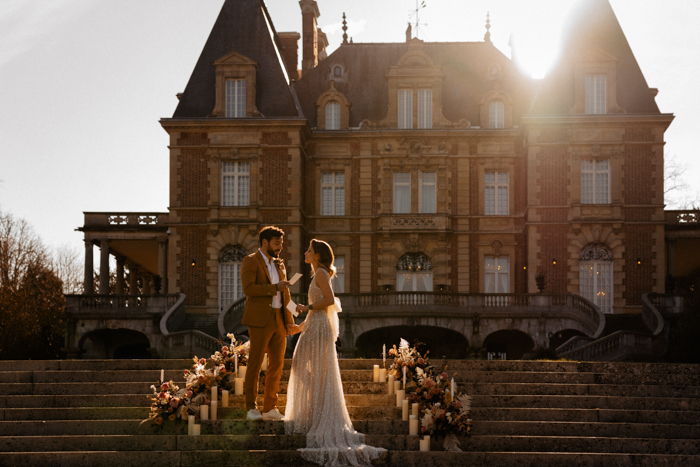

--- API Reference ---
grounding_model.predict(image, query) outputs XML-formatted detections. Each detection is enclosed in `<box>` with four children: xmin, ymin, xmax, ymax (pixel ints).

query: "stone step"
<box><xmin>0</xmin><ymin>393</ymin><xmax>395</xmax><ymax>409</ymax></box>
<box><xmin>0</xmin><ymin>404</ymin><xmax>400</xmax><ymax>422</ymax></box>
<box><xmin>2</xmin><ymin>434</ymin><xmax>698</xmax><ymax>456</ymax></box>
<box><xmin>2</xmin><ymin>450</ymin><xmax>698</xmax><ymax>467</ymax></box>
<box><xmin>473</xmin><ymin>420</ymin><xmax>700</xmax><ymax>439</ymax></box>
<box><xmin>472</xmin><ymin>394</ymin><xmax>700</xmax><ymax>411</ymax></box>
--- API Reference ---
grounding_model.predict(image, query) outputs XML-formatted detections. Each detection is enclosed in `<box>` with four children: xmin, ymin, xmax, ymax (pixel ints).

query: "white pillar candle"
<box><xmin>451</xmin><ymin>378</ymin><xmax>455</xmax><ymax>400</ymax></box>
<box><xmin>403</xmin><ymin>366</ymin><xmax>407</xmax><ymax>388</ymax></box>
<box><xmin>188</xmin><ymin>415</ymin><xmax>194</xmax><ymax>435</ymax></box>
<box><xmin>238</xmin><ymin>366</ymin><xmax>247</xmax><ymax>379</ymax></box>
<box><xmin>383</xmin><ymin>344</ymin><xmax>386</xmax><ymax>367</ymax></box>
<box><xmin>210</xmin><ymin>400</ymin><xmax>217</xmax><ymax>420</ymax></box>
<box><xmin>261</xmin><ymin>353</ymin><xmax>268</xmax><ymax>372</ymax></box>
<box><xmin>235</xmin><ymin>377</ymin><xmax>244</xmax><ymax>395</ymax></box>
<box><xmin>412</xmin><ymin>403</ymin><xmax>420</xmax><ymax>417</ymax></box>
<box><xmin>419</xmin><ymin>435</ymin><xmax>430</xmax><ymax>451</ymax></box>
<box><xmin>378</xmin><ymin>368</ymin><xmax>386</xmax><ymax>383</ymax></box>
<box><xmin>192</xmin><ymin>424</ymin><xmax>201</xmax><ymax>436</ymax></box>
<box><xmin>211</xmin><ymin>385</ymin><xmax>217</xmax><ymax>402</ymax></box>
<box><xmin>373</xmin><ymin>365</ymin><xmax>379</xmax><ymax>383</ymax></box>
<box><xmin>387</xmin><ymin>375</ymin><xmax>394</xmax><ymax>395</ymax></box>
<box><xmin>409</xmin><ymin>415</ymin><xmax>418</xmax><ymax>435</ymax></box>
<box><xmin>200</xmin><ymin>404</ymin><xmax>208</xmax><ymax>420</ymax></box>
<box><xmin>160</xmin><ymin>369</ymin><xmax>164</xmax><ymax>382</ymax></box>
<box><xmin>221</xmin><ymin>390</ymin><xmax>229</xmax><ymax>408</ymax></box>
<box><xmin>394</xmin><ymin>380</ymin><xmax>400</xmax><ymax>396</ymax></box>
<box><xmin>396</xmin><ymin>389</ymin><xmax>405</xmax><ymax>408</ymax></box>
<box><xmin>402</xmin><ymin>399</ymin><xmax>409</xmax><ymax>420</ymax></box>
<box><xmin>234</xmin><ymin>354</ymin><xmax>238</xmax><ymax>374</ymax></box>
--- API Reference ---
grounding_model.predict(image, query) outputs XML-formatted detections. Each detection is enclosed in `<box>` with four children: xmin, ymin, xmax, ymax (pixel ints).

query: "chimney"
<box><xmin>278</xmin><ymin>32</ymin><xmax>301</xmax><ymax>81</ymax></box>
<box><xmin>299</xmin><ymin>0</ymin><xmax>320</xmax><ymax>74</ymax></box>
<box><xmin>317</xmin><ymin>28</ymin><xmax>328</xmax><ymax>62</ymax></box>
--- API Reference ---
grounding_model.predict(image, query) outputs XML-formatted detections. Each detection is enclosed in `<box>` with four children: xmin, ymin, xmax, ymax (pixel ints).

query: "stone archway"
<box><xmin>482</xmin><ymin>329</ymin><xmax>535</xmax><ymax>360</ymax></box>
<box><xmin>354</xmin><ymin>325</ymin><xmax>469</xmax><ymax>359</ymax></box>
<box><xmin>79</xmin><ymin>328</ymin><xmax>151</xmax><ymax>359</ymax></box>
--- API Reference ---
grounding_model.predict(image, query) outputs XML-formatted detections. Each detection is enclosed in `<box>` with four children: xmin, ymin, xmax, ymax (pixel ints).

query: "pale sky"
<box><xmin>1</xmin><ymin>0</ymin><xmax>698</xmax><ymax>257</ymax></box>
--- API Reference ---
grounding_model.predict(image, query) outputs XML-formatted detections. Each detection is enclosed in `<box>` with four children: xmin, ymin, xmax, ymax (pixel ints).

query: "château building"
<box><xmin>66</xmin><ymin>0</ymin><xmax>699</xmax><ymax>360</ymax></box>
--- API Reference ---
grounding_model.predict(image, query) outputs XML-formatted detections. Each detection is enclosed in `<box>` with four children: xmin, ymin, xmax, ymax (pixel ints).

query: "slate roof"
<box><xmin>172</xmin><ymin>0</ymin><xmax>299</xmax><ymax>118</ymax></box>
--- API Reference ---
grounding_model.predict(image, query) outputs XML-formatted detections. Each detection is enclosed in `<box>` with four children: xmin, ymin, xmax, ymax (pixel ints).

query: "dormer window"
<box><xmin>325</xmin><ymin>102</ymin><xmax>340</xmax><ymax>129</ymax></box>
<box><xmin>226</xmin><ymin>79</ymin><xmax>246</xmax><ymax>118</ymax></box>
<box><xmin>585</xmin><ymin>75</ymin><xmax>606</xmax><ymax>114</ymax></box>
<box><xmin>489</xmin><ymin>100</ymin><xmax>504</xmax><ymax>128</ymax></box>
<box><xmin>334</xmin><ymin>66</ymin><xmax>342</xmax><ymax>76</ymax></box>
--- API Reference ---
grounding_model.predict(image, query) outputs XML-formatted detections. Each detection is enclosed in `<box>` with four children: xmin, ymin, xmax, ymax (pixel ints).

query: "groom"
<box><xmin>240</xmin><ymin>226</ymin><xmax>294</xmax><ymax>421</ymax></box>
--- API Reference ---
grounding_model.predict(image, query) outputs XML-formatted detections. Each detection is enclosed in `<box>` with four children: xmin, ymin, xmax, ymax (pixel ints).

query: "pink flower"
<box><xmin>454</xmin><ymin>401</ymin><xmax>462</xmax><ymax>409</ymax></box>
<box><xmin>161</xmin><ymin>383</ymin><xmax>169</xmax><ymax>390</ymax></box>
<box><xmin>199</xmin><ymin>358</ymin><xmax>206</xmax><ymax>365</ymax></box>
<box><xmin>158</xmin><ymin>392</ymin><xmax>166</xmax><ymax>399</ymax></box>
<box><xmin>417</xmin><ymin>358</ymin><xmax>424</xmax><ymax>364</ymax></box>
<box><xmin>170</xmin><ymin>398</ymin><xmax>179</xmax><ymax>408</ymax></box>
<box><xmin>186</xmin><ymin>389</ymin><xmax>193</xmax><ymax>398</ymax></box>
<box><xmin>222</xmin><ymin>350</ymin><xmax>229</xmax><ymax>357</ymax></box>
<box><xmin>441</xmin><ymin>372</ymin><xmax>448</xmax><ymax>379</ymax></box>
<box><xmin>183</xmin><ymin>370</ymin><xmax>190</xmax><ymax>376</ymax></box>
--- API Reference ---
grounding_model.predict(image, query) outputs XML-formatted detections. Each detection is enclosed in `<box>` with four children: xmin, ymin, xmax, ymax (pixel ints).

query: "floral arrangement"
<box><xmin>142</xmin><ymin>334</ymin><xmax>251</xmax><ymax>430</ymax></box>
<box><xmin>412</xmin><ymin>370</ymin><xmax>473</xmax><ymax>438</ymax></box>
<box><xmin>387</xmin><ymin>338</ymin><xmax>432</xmax><ymax>390</ymax></box>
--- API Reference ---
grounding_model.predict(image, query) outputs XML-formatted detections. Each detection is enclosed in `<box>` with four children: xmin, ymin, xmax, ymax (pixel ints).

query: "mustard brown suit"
<box><xmin>240</xmin><ymin>250</ymin><xmax>293</xmax><ymax>412</ymax></box>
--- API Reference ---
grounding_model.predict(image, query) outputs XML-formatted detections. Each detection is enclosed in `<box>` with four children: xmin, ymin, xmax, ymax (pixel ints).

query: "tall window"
<box><xmin>485</xmin><ymin>171</ymin><xmax>509</xmax><ymax>215</ymax></box>
<box><xmin>581</xmin><ymin>159</ymin><xmax>610</xmax><ymax>204</ymax></box>
<box><xmin>396</xmin><ymin>253</ymin><xmax>433</xmax><ymax>292</ymax></box>
<box><xmin>219</xmin><ymin>245</ymin><xmax>247</xmax><ymax>312</ymax></box>
<box><xmin>222</xmin><ymin>161</ymin><xmax>249</xmax><ymax>206</ymax></box>
<box><xmin>393</xmin><ymin>172</ymin><xmax>411</xmax><ymax>213</ymax></box>
<box><xmin>332</xmin><ymin>257</ymin><xmax>345</xmax><ymax>293</ymax></box>
<box><xmin>579</xmin><ymin>244</ymin><xmax>613</xmax><ymax>313</ymax></box>
<box><xmin>225</xmin><ymin>79</ymin><xmax>246</xmax><ymax>117</ymax></box>
<box><xmin>585</xmin><ymin>75</ymin><xmax>606</xmax><ymax>114</ymax></box>
<box><xmin>398</xmin><ymin>89</ymin><xmax>413</xmax><ymax>129</ymax></box>
<box><xmin>321</xmin><ymin>172</ymin><xmax>345</xmax><ymax>215</ymax></box>
<box><xmin>419</xmin><ymin>172</ymin><xmax>436</xmax><ymax>213</ymax></box>
<box><xmin>418</xmin><ymin>89</ymin><xmax>432</xmax><ymax>129</ymax></box>
<box><xmin>325</xmin><ymin>102</ymin><xmax>340</xmax><ymax>130</ymax></box>
<box><xmin>489</xmin><ymin>100</ymin><xmax>504</xmax><ymax>128</ymax></box>
<box><xmin>484</xmin><ymin>256</ymin><xmax>509</xmax><ymax>293</ymax></box>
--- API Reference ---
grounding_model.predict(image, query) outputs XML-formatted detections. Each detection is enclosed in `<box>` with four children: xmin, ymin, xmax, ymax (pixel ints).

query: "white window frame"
<box><xmin>585</xmin><ymin>75</ymin><xmax>606</xmax><ymax>114</ymax></box>
<box><xmin>419</xmin><ymin>171</ymin><xmax>436</xmax><ymax>213</ymax></box>
<box><xmin>393</xmin><ymin>172</ymin><xmax>411</xmax><ymax>213</ymax></box>
<box><xmin>489</xmin><ymin>100</ymin><xmax>504</xmax><ymax>129</ymax></box>
<box><xmin>325</xmin><ymin>101</ymin><xmax>340</xmax><ymax>130</ymax></box>
<box><xmin>321</xmin><ymin>171</ymin><xmax>345</xmax><ymax>215</ymax></box>
<box><xmin>485</xmin><ymin>171</ymin><xmax>509</xmax><ymax>215</ymax></box>
<box><xmin>225</xmin><ymin>79</ymin><xmax>246</xmax><ymax>118</ymax></box>
<box><xmin>581</xmin><ymin>159</ymin><xmax>610</xmax><ymax>204</ymax></box>
<box><xmin>579</xmin><ymin>261</ymin><xmax>613</xmax><ymax>313</ymax></box>
<box><xmin>484</xmin><ymin>256</ymin><xmax>510</xmax><ymax>293</ymax></box>
<box><xmin>332</xmin><ymin>256</ymin><xmax>345</xmax><ymax>293</ymax></box>
<box><xmin>398</xmin><ymin>89</ymin><xmax>413</xmax><ymax>129</ymax></box>
<box><xmin>219</xmin><ymin>261</ymin><xmax>243</xmax><ymax>312</ymax></box>
<box><xmin>221</xmin><ymin>161</ymin><xmax>250</xmax><ymax>207</ymax></box>
<box><xmin>418</xmin><ymin>89</ymin><xmax>432</xmax><ymax>129</ymax></box>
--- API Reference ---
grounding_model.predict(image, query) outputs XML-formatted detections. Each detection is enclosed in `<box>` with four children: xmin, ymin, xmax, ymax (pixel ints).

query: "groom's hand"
<box><xmin>285</xmin><ymin>323</ymin><xmax>299</xmax><ymax>336</ymax></box>
<box><xmin>276</xmin><ymin>281</ymin><xmax>290</xmax><ymax>291</ymax></box>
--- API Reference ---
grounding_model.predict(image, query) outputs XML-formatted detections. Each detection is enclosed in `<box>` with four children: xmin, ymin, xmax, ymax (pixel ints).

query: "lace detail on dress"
<box><xmin>284</xmin><ymin>270</ymin><xmax>386</xmax><ymax>466</ymax></box>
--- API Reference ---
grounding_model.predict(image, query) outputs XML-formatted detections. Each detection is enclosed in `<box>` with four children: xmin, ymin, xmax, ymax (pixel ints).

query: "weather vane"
<box><xmin>408</xmin><ymin>0</ymin><xmax>427</xmax><ymax>40</ymax></box>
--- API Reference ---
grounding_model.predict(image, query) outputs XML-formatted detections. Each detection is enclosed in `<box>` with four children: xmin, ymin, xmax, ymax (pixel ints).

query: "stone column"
<box><xmin>84</xmin><ymin>240</ymin><xmax>94</xmax><ymax>294</ymax></box>
<box><xmin>129</xmin><ymin>265</ymin><xmax>139</xmax><ymax>295</ymax></box>
<box><xmin>115</xmin><ymin>257</ymin><xmax>125</xmax><ymax>295</ymax></box>
<box><xmin>158</xmin><ymin>240</ymin><xmax>167</xmax><ymax>294</ymax></box>
<box><xmin>667</xmin><ymin>239</ymin><xmax>677</xmax><ymax>277</ymax></box>
<box><xmin>99</xmin><ymin>240</ymin><xmax>110</xmax><ymax>295</ymax></box>
<box><xmin>142</xmin><ymin>275</ymin><xmax>152</xmax><ymax>295</ymax></box>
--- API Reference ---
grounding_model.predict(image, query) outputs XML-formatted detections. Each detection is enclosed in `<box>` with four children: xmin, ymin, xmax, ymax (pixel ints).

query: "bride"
<box><xmin>285</xmin><ymin>239</ymin><xmax>386</xmax><ymax>466</ymax></box>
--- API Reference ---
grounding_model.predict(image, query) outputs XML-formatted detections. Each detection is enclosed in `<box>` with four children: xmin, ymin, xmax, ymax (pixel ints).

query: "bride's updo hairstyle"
<box><xmin>310</xmin><ymin>239</ymin><xmax>336</xmax><ymax>278</ymax></box>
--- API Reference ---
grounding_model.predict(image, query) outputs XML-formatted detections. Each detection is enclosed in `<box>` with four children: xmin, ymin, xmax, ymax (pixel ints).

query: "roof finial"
<box><xmin>342</xmin><ymin>12</ymin><xmax>348</xmax><ymax>44</ymax></box>
<box><xmin>484</xmin><ymin>11</ymin><xmax>492</xmax><ymax>43</ymax></box>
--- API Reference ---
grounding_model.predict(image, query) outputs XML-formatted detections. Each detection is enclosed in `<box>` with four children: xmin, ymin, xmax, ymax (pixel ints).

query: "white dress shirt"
<box><xmin>259</xmin><ymin>249</ymin><xmax>282</xmax><ymax>308</ymax></box>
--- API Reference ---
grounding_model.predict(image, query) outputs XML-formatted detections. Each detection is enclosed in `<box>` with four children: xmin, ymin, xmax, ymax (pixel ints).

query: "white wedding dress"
<box><xmin>284</xmin><ymin>269</ymin><xmax>386</xmax><ymax>466</ymax></box>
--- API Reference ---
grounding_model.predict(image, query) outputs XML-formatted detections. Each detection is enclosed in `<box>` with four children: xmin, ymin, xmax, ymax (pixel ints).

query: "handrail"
<box><xmin>556</xmin><ymin>330</ymin><xmax>653</xmax><ymax>361</ymax></box>
<box><xmin>159</xmin><ymin>293</ymin><xmax>187</xmax><ymax>335</ymax></box>
<box><xmin>160</xmin><ymin>329</ymin><xmax>220</xmax><ymax>358</ymax></box>
<box><xmin>219</xmin><ymin>296</ymin><xmax>247</xmax><ymax>338</ymax></box>
<box><xmin>641</xmin><ymin>293</ymin><xmax>665</xmax><ymax>336</ymax></box>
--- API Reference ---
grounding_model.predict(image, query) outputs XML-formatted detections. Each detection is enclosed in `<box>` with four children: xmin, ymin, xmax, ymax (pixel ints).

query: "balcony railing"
<box><xmin>82</xmin><ymin>212</ymin><xmax>169</xmax><ymax>229</ymax></box>
<box><xmin>665</xmin><ymin>210</ymin><xmax>700</xmax><ymax>226</ymax></box>
<box><xmin>65</xmin><ymin>294</ymin><xmax>180</xmax><ymax>315</ymax></box>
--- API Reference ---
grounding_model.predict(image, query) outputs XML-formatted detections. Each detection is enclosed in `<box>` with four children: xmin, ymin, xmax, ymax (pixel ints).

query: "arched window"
<box><xmin>579</xmin><ymin>244</ymin><xmax>614</xmax><ymax>314</ymax></box>
<box><xmin>219</xmin><ymin>245</ymin><xmax>248</xmax><ymax>312</ymax></box>
<box><xmin>334</xmin><ymin>66</ymin><xmax>342</xmax><ymax>77</ymax></box>
<box><xmin>396</xmin><ymin>253</ymin><xmax>433</xmax><ymax>292</ymax></box>
<box><xmin>489</xmin><ymin>100</ymin><xmax>504</xmax><ymax>128</ymax></box>
<box><xmin>326</xmin><ymin>101</ymin><xmax>340</xmax><ymax>130</ymax></box>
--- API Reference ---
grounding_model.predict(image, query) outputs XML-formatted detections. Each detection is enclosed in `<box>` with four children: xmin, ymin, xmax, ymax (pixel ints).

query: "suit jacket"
<box><xmin>240</xmin><ymin>250</ymin><xmax>293</xmax><ymax>328</ymax></box>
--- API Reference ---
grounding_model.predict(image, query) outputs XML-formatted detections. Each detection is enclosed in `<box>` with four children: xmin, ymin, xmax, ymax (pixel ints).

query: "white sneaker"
<box><xmin>262</xmin><ymin>408</ymin><xmax>284</xmax><ymax>421</ymax></box>
<box><xmin>246</xmin><ymin>408</ymin><xmax>263</xmax><ymax>421</ymax></box>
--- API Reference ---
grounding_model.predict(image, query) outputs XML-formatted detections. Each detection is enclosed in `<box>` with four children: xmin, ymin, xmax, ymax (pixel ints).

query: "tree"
<box><xmin>665</xmin><ymin>154</ymin><xmax>700</xmax><ymax>209</ymax></box>
<box><xmin>0</xmin><ymin>210</ymin><xmax>65</xmax><ymax>359</ymax></box>
<box><xmin>52</xmin><ymin>243</ymin><xmax>83</xmax><ymax>294</ymax></box>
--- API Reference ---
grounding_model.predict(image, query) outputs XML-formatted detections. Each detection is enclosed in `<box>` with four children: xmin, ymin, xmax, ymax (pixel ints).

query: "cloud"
<box><xmin>0</xmin><ymin>0</ymin><xmax>92</xmax><ymax>69</ymax></box>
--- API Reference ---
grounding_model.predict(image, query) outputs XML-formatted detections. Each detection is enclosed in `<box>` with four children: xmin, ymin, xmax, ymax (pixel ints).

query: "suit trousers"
<box><xmin>244</xmin><ymin>307</ymin><xmax>287</xmax><ymax>412</ymax></box>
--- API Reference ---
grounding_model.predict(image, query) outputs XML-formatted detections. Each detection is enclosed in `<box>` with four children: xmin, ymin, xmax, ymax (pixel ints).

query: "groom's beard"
<box><xmin>267</xmin><ymin>246</ymin><xmax>280</xmax><ymax>258</ymax></box>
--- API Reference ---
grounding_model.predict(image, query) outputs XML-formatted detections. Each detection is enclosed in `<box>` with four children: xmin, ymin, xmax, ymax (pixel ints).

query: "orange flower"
<box><xmin>154</xmin><ymin>417</ymin><xmax>163</xmax><ymax>425</ymax></box>
<box><xmin>168</xmin><ymin>414</ymin><xmax>177</xmax><ymax>421</ymax></box>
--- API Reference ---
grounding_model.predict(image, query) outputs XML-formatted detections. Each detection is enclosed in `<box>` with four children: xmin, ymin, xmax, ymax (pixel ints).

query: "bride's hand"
<box><xmin>296</xmin><ymin>304</ymin><xmax>306</xmax><ymax>313</ymax></box>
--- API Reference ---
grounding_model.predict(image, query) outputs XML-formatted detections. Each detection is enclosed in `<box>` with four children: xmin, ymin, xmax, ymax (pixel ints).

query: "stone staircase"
<box><xmin>177</xmin><ymin>313</ymin><xmax>221</xmax><ymax>339</ymax></box>
<box><xmin>1</xmin><ymin>359</ymin><xmax>699</xmax><ymax>466</ymax></box>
